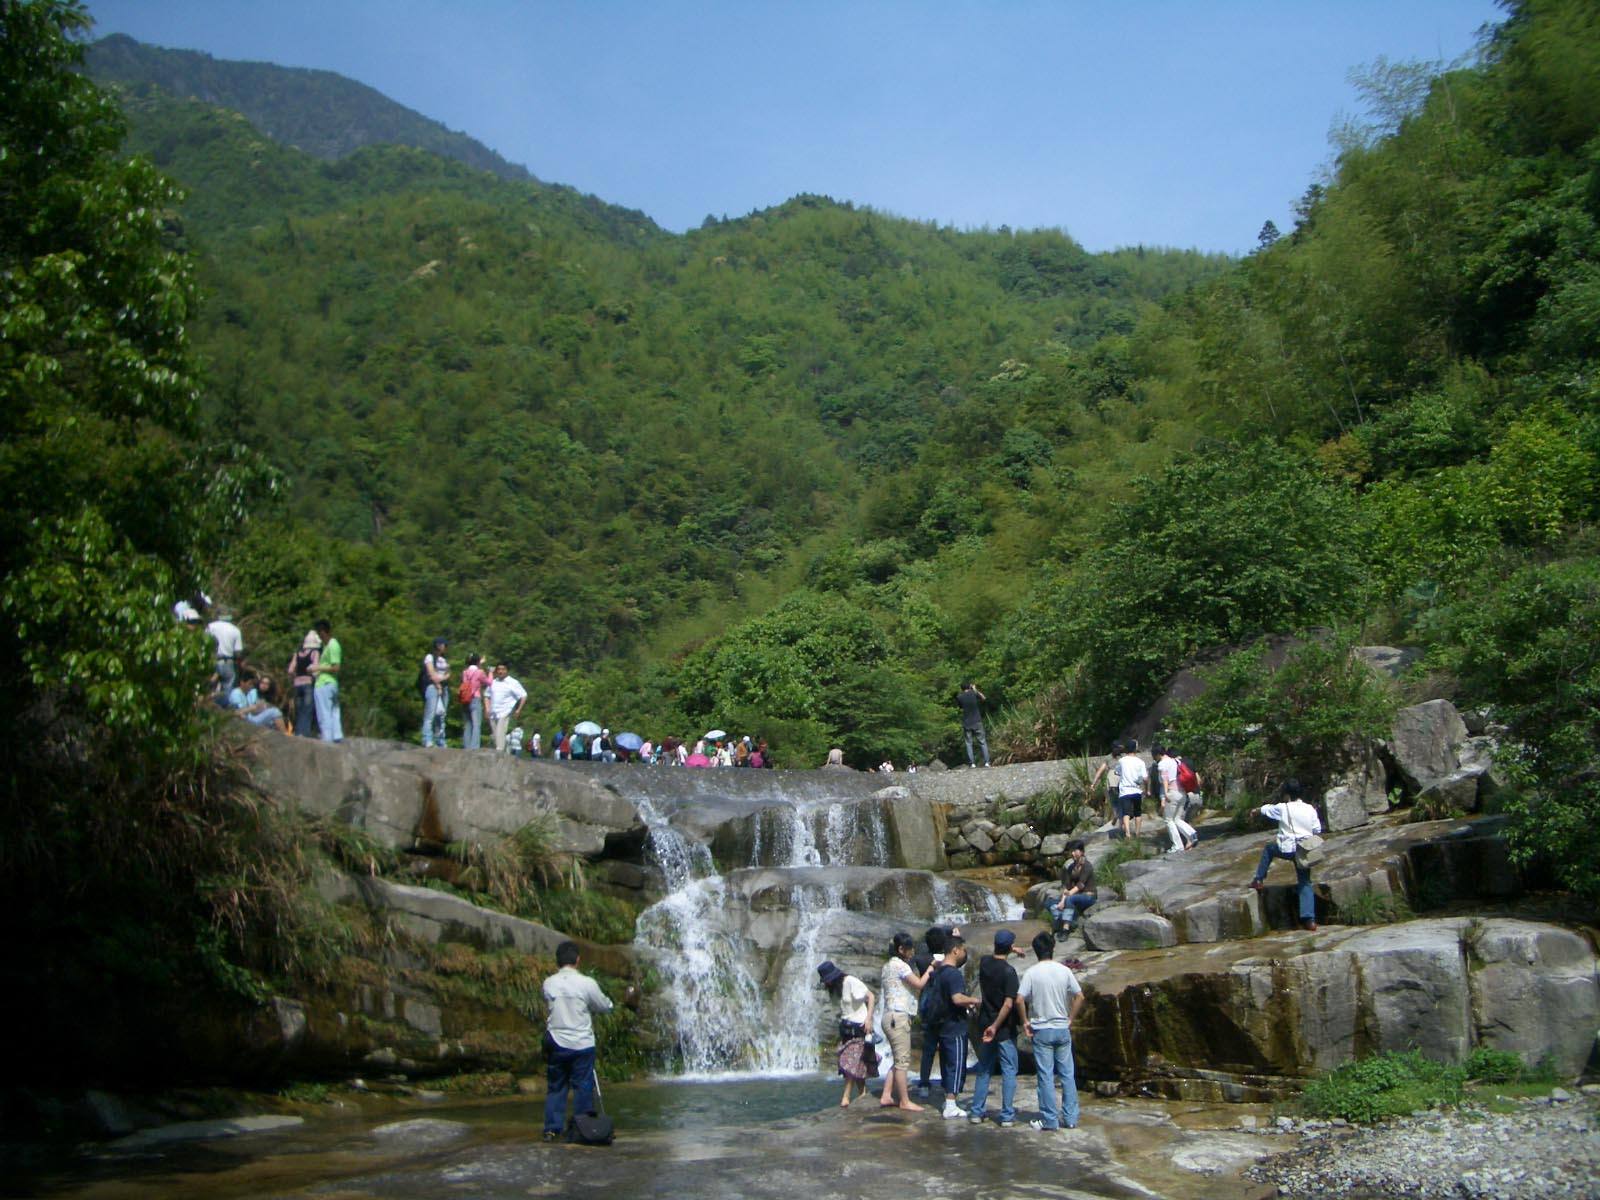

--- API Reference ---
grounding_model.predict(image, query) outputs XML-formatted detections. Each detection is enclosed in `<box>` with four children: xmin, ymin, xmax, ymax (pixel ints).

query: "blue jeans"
<box><xmin>969</xmin><ymin>1036</ymin><xmax>1017</xmax><ymax>1122</ymax></box>
<box><xmin>1047</xmin><ymin>893</ymin><xmax>1096</xmax><ymax>928</ymax></box>
<box><xmin>1031</xmin><ymin>1025</ymin><xmax>1078</xmax><ymax>1129</ymax></box>
<box><xmin>1255</xmin><ymin>843</ymin><xmax>1315</xmax><ymax>921</ymax></box>
<box><xmin>936</xmin><ymin>1022</ymin><xmax>967</xmax><ymax>1097</ymax></box>
<box><xmin>314</xmin><ymin>682</ymin><xmax>342</xmax><ymax>742</ymax></box>
<box><xmin>964</xmin><ymin>726</ymin><xmax>990</xmax><ymax>767</ymax></box>
<box><xmin>215</xmin><ymin>657</ymin><xmax>236</xmax><ymax>694</ymax></box>
<box><xmin>293</xmin><ymin>683</ymin><xmax>316</xmax><ymax>737</ymax></box>
<box><xmin>543</xmin><ymin>1039</ymin><xmax>598</xmax><ymax>1134</ymax></box>
<box><xmin>461</xmin><ymin>697</ymin><xmax>482</xmax><ymax>749</ymax></box>
<box><xmin>245</xmin><ymin>706</ymin><xmax>283</xmax><ymax>727</ymax></box>
<box><xmin>423</xmin><ymin>684</ymin><xmax>446</xmax><ymax>747</ymax></box>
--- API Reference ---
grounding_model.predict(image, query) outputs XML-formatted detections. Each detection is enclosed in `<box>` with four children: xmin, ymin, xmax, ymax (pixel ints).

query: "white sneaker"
<box><xmin>943</xmin><ymin>1099</ymin><xmax>964</xmax><ymax>1119</ymax></box>
<box><xmin>1028</xmin><ymin>1118</ymin><xmax>1057</xmax><ymax>1131</ymax></box>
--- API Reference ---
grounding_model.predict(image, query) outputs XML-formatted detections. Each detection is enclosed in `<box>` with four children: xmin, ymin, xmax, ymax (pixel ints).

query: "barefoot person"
<box><xmin>817</xmin><ymin>960</ymin><xmax>876</xmax><ymax>1107</ymax></box>
<box><xmin>878</xmin><ymin>932</ymin><xmax>934</xmax><ymax>1110</ymax></box>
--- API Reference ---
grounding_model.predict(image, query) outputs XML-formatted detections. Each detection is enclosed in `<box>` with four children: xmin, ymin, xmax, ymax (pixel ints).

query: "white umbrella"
<box><xmin>574</xmin><ymin>720</ymin><xmax>603</xmax><ymax>737</ymax></box>
<box><xmin>704</xmin><ymin>728</ymin><xmax>727</xmax><ymax>741</ymax></box>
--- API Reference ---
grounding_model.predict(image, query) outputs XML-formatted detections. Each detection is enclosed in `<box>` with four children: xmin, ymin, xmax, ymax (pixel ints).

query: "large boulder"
<box><xmin>247</xmin><ymin>733</ymin><xmax>643</xmax><ymax>855</ymax></box>
<box><xmin>1321</xmin><ymin>738</ymin><xmax>1389</xmax><ymax>830</ymax></box>
<box><xmin>1082</xmin><ymin>905</ymin><xmax>1178</xmax><ymax>950</ymax></box>
<box><xmin>1353</xmin><ymin>645</ymin><xmax>1420</xmax><ymax>680</ymax></box>
<box><xmin>1073</xmin><ymin>917</ymin><xmax>1599</xmax><ymax>1098</ymax></box>
<box><xmin>1386</xmin><ymin>700</ymin><xmax>1469</xmax><ymax>793</ymax></box>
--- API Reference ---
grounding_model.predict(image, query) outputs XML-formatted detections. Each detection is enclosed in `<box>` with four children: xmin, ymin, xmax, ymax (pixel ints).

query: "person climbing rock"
<box><xmin>1248</xmin><ymin>778</ymin><xmax>1323</xmax><ymax>931</ymax></box>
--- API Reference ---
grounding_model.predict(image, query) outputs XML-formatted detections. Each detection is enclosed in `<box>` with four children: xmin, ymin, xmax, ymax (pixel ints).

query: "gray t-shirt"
<box><xmin>1018</xmin><ymin>960</ymin><xmax>1082</xmax><ymax>1029</ymax></box>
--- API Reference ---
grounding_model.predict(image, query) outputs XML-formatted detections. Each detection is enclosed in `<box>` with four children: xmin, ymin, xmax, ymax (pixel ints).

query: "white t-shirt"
<box><xmin>543</xmin><ymin>966</ymin><xmax>613</xmax><ymax>1050</ymax></box>
<box><xmin>1018</xmin><ymin>960</ymin><xmax>1082</xmax><ymax>1029</ymax></box>
<box><xmin>1158</xmin><ymin>755</ymin><xmax>1178</xmax><ymax>796</ymax></box>
<box><xmin>840</xmin><ymin>975</ymin><xmax>871</xmax><ymax>1025</ymax></box>
<box><xmin>423</xmin><ymin>653</ymin><xmax>449</xmax><ymax>688</ymax></box>
<box><xmin>206</xmin><ymin>619</ymin><xmax>243</xmax><ymax>659</ymax></box>
<box><xmin>1261</xmin><ymin>800</ymin><xmax>1323</xmax><ymax>853</ymax></box>
<box><xmin>880</xmin><ymin>956</ymin><xmax>917</xmax><ymax>1015</ymax></box>
<box><xmin>1117</xmin><ymin>754</ymin><xmax>1148</xmax><ymax>797</ymax></box>
<box><xmin>486</xmin><ymin>676</ymin><xmax>527</xmax><ymax>720</ymax></box>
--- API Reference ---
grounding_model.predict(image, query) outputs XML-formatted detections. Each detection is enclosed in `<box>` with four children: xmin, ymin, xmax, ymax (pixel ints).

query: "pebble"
<box><xmin>1249</xmin><ymin>1095</ymin><xmax>1600</xmax><ymax>1199</ymax></box>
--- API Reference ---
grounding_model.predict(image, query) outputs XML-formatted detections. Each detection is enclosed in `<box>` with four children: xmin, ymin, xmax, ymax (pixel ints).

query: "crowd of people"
<box><xmin>818</xmin><ymin>924</ymin><xmax>1086</xmax><ymax>1131</ymax></box>
<box><xmin>176</xmin><ymin>596</ymin><xmax>345</xmax><ymax>742</ymax></box>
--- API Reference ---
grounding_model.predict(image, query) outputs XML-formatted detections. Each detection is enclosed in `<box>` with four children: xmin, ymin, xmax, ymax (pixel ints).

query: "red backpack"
<box><xmin>1176</xmin><ymin>759</ymin><xmax>1200</xmax><ymax>793</ymax></box>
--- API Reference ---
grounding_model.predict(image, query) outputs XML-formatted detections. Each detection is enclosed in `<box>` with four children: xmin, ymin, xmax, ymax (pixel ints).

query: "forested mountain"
<box><xmin>86</xmin><ymin>32</ymin><xmax>533</xmax><ymax>181</ymax></box>
<box><xmin>77</xmin><ymin>3</ymin><xmax>1600</xmax><ymax>899</ymax></box>
<box><xmin>88</xmin><ymin>54</ymin><xmax>1228</xmax><ymax>756</ymax></box>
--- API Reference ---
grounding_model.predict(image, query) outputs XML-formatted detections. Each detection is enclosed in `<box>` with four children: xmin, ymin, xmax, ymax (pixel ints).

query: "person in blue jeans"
<box><xmin>1247</xmin><ymin>778</ymin><xmax>1324</xmax><ymax>931</ymax></box>
<box><xmin>968</xmin><ymin>929</ymin><xmax>1023</xmax><ymax>1126</ymax></box>
<box><xmin>541</xmin><ymin>941</ymin><xmax>633</xmax><ymax>1139</ymax></box>
<box><xmin>1045</xmin><ymin>841</ymin><xmax>1097</xmax><ymax>933</ymax></box>
<box><xmin>421</xmin><ymin>638</ymin><xmax>449</xmax><ymax>748</ymax></box>
<box><xmin>1017</xmin><ymin>930</ymin><xmax>1086</xmax><ymax>1131</ymax></box>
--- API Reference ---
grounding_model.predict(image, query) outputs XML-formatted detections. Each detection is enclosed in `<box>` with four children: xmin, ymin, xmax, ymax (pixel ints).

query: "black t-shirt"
<box><xmin>928</xmin><ymin>962</ymin><xmax>968</xmax><ymax>1030</ymax></box>
<box><xmin>974</xmin><ymin>955</ymin><xmax>1020</xmax><ymax>1040</ymax></box>
<box><xmin>956</xmin><ymin>689</ymin><xmax>984</xmax><ymax>730</ymax></box>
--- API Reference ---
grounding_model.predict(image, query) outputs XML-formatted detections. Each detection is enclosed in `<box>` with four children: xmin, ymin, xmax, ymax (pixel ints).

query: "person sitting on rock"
<box><xmin>1248</xmin><ymin>778</ymin><xmax>1323</xmax><ymax>931</ymax></box>
<box><xmin>1045</xmin><ymin>841</ymin><xmax>1097</xmax><ymax>933</ymax></box>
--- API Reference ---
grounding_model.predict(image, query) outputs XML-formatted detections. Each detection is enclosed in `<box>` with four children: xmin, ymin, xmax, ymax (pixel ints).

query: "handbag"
<box><xmin>1294</xmin><ymin>833</ymin><xmax>1325</xmax><ymax>867</ymax></box>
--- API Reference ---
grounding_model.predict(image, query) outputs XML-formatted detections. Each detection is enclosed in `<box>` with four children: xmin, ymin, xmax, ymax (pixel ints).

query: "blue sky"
<box><xmin>85</xmin><ymin>1</ymin><xmax>1501</xmax><ymax>252</ymax></box>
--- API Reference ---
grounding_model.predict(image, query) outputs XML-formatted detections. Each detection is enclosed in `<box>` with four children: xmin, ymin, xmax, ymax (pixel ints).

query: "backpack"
<box><xmin>457</xmin><ymin>673</ymin><xmax>474</xmax><ymax>705</ymax></box>
<box><xmin>919</xmin><ymin>964</ymin><xmax>951</xmax><ymax>1030</ymax></box>
<box><xmin>417</xmin><ymin>659</ymin><xmax>432</xmax><ymax>699</ymax></box>
<box><xmin>565</xmin><ymin>1109</ymin><xmax>614</xmax><ymax>1146</ymax></box>
<box><xmin>1176</xmin><ymin>759</ymin><xmax>1200</xmax><ymax>793</ymax></box>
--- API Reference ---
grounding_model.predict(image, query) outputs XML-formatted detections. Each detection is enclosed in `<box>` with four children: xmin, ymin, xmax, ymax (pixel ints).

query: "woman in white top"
<box><xmin>877</xmin><ymin>932</ymin><xmax>934</xmax><ymax>1111</ymax></box>
<box><xmin>817</xmin><ymin>960</ymin><xmax>876</xmax><ymax>1107</ymax></box>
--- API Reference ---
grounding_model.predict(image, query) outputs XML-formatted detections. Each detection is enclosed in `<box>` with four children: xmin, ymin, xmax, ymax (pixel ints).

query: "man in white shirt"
<box><xmin>206</xmin><ymin>612</ymin><xmax>244</xmax><ymax>696</ymax></box>
<box><xmin>541</xmin><ymin>940</ymin><xmax>626</xmax><ymax>1139</ymax></box>
<box><xmin>1017</xmin><ymin>930</ymin><xmax>1085</xmax><ymax>1131</ymax></box>
<box><xmin>484</xmin><ymin>663</ymin><xmax>528</xmax><ymax>753</ymax></box>
<box><xmin>1247</xmin><ymin>778</ymin><xmax>1324</xmax><ymax>931</ymax></box>
<box><xmin>1116</xmin><ymin>741</ymin><xmax>1149</xmax><ymax>842</ymax></box>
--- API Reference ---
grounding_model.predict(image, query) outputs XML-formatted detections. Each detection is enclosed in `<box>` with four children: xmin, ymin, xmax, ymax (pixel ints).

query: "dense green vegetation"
<box><xmin>77</xmin><ymin>1</ymin><xmax>1599</xmax><ymax>896</ymax></box>
<box><xmin>86</xmin><ymin>32</ymin><xmax>534</xmax><ymax>180</ymax></box>
<box><xmin>1302</xmin><ymin>1047</ymin><xmax>1558</xmax><ymax>1122</ymax></box>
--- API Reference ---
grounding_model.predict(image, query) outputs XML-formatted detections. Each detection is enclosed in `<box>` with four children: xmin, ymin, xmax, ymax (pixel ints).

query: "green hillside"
<box><xmin>78</xmin><ymin>6</ymin><xmax>1600</xmax><ymax>899</ymax></box>
<box><xmin>94</xmin><ymin>72</ymin><xmax>1225</xmax><ymax>757</ymax></box>
<box><xmin>86</xmin><ymin>32</ymin><xmax>534</xmax><ymax>181</ymax></box>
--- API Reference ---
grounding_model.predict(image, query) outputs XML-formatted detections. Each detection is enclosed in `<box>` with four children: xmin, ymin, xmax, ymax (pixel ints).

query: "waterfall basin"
<box><xmin>23</xmin><ymin>1083</ymin><xmax>1283</xmax><ymax>1200</ymax></box>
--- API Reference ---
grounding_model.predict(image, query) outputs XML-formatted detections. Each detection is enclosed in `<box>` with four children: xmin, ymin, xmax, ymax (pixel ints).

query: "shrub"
<box><xmin>1341</xmin><ymin>891</ymin><xmax>1414</xmax><ymax>925</ymax></box>
<box><xmin>1301</xmin><ymin>1050</ymin><xmax>1465</xmax><ymax>1122</ymax></box>
<box><xmin>1096</xmin><ymin>838</ymin><xmax>1147</xmax><ymax>895</ymax></box>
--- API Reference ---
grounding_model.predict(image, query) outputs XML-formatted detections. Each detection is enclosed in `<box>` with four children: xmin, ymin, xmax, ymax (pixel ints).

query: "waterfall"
<box><xmin>632</xmin><ymin>789</ymin><xmax>1018</xmax><ymax>1077</ymax></box>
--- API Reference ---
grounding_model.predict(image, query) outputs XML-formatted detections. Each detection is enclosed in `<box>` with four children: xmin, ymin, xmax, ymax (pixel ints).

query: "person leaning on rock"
<box><xmin>1046</xmin><ymin>840</ymin><xmax>1096</xmax><ymax>934</ymax></box>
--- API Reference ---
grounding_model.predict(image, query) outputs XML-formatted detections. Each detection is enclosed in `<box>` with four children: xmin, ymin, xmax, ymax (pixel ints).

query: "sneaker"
<box><xmin>1028</xmin><ymin>1119</ymin><xmax>1057</xmax><ymax>1131</ymax></box>
<box><xmin>998</xmin><ymin>1119</ymin><xmax>1016</xmax><ymax>1127</ymax></box>
<box><xmin>1248</xmin><ymin>879</ymin><xmax>1265</xmax><ymax>893</ymax></box>
<box><xmin>542</xmin><ymin>1130</ymin><xmax>560</xmax><ymax>1141</ymax></box>
<box><xmin>968</xmin><ymin>1113</ymin><xmax>986</xmax><ymax>1125</ymax></box>
<box><xmin>1303</xmin><ymin>920</ymin><xmax>1319</xmax><ymax>931</ymax></box>
<box><xmin>943</xmin><ymin>1099</ymin><xmax>964</xmax><ymax>1119</ymax></box>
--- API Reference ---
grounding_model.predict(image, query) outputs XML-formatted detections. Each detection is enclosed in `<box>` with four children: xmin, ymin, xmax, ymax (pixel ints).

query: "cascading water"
<box><xmin>633</xmin><ymin>787</ymin><xmax>1020</xmax><ymax>1077</ymax></box>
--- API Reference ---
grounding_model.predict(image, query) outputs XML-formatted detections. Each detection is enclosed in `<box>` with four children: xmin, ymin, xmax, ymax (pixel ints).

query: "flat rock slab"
<box><xmin>369</xmin><ymin>1118</ymin><xmax>470</xmax><ymax>1146</ymax></box>
<box><xmin>106</xmin><ymin>1114</ymin><xmax>304</xmax><ymax>1150</ymax></box>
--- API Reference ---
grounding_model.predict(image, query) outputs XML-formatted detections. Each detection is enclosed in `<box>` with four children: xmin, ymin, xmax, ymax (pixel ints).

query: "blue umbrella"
<box><xmin>614</xmin><ymin>731</ymin><xmax>644</xmax><ymax>752</ymax></box>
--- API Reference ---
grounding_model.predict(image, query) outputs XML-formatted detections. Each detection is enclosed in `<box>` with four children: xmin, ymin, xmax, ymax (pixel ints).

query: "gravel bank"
<box><xmin>1247</xmin><ymin>1090</ymin><xmax>1600</xmax><ymax>1199</ymax></box>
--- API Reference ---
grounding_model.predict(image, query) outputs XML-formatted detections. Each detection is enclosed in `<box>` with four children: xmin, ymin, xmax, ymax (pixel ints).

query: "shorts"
<box><xmin>1119</xmin><ymin>792</ymin><xmax>1143</xmax><ymax>817</ymax></box>
<box><xmin>884</xmin><ymin>1011</ymin><xmax>913</xmax><ymax>1066</ymax></box>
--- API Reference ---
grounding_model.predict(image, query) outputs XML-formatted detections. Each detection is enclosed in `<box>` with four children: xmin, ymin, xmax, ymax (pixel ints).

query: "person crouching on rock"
<box><xmin>1046</xmin><ymin>841</ymin><xmax>1097</xmax><ymax>934</ymax></box>
<box><xmin>818</xmin><ymin>960</ymin><xmax>876</xmax><ymax>1107</ymax></box>
<box><xmin>1247</xmin><ymin>778</ymin><xmax>1323</xmax><ymax>931</ymax></box>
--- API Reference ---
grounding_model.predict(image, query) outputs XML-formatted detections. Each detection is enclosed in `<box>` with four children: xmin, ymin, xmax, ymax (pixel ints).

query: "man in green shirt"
<box><xmin>312</xmin><ymin>618</ymin><xmax>342</xmax><ymax>742</ymax></box>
